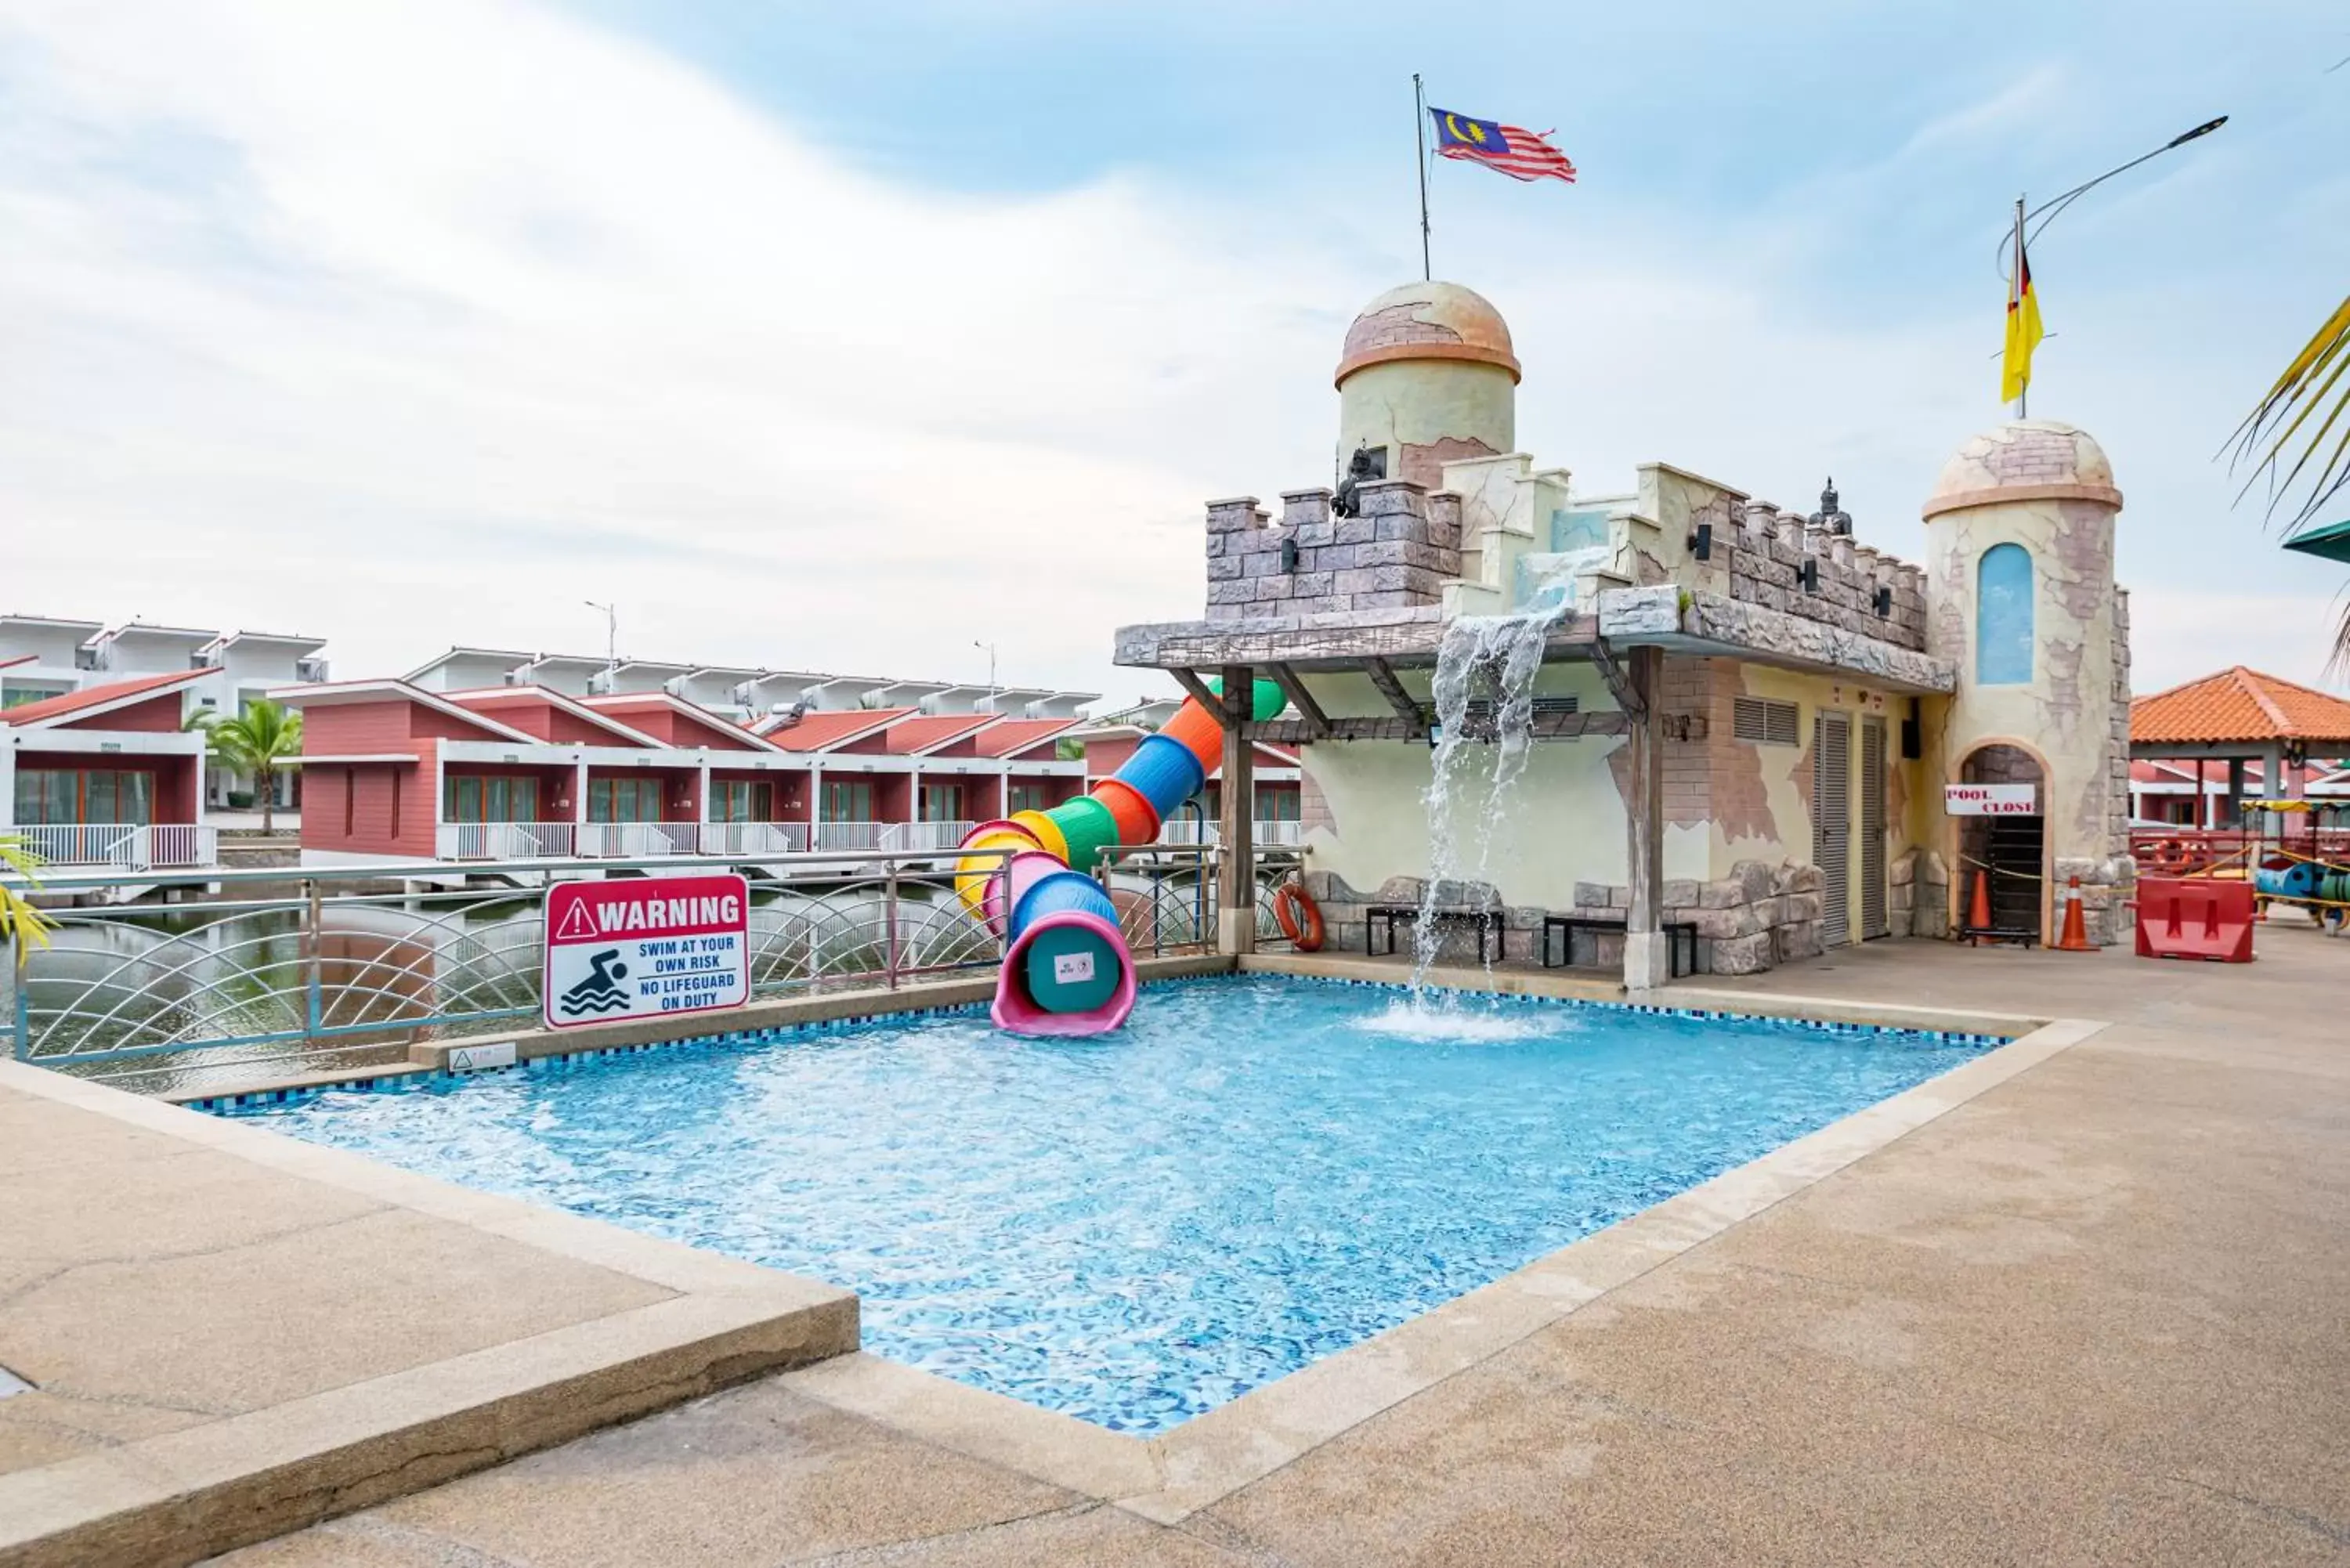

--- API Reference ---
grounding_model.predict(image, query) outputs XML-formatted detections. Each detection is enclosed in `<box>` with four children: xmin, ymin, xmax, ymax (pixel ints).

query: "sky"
<box><xmin>2</xmin><ymin>0</ymin><xmax>2346</xmax><ymax>710</ymax></box>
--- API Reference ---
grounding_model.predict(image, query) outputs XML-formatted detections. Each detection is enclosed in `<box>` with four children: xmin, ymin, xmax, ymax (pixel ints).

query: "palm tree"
<box><xmin>2231</xmin><ymin>294</ymin><xmax>2350</xmax><ymax>656</ymax></box>
<box><xmin>192</xmin><ymin>697</ymin><xmax>305</xmax><ymax>833</ymax></box>
<box><xmin>1</xmin><ymin>833</ymin><xmax>54</xmax><ymax>975</ymax></box>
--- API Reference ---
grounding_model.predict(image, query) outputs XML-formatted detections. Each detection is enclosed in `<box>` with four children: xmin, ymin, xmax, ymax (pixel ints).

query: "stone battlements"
<box><xmin>1207</xmin><ymin>481</ymin><xmax>1462</xmax><ymax>622</ymax></box>
<box><xmin>1718</xmin><ymin>500</ymin><xmax>1928</xmax><ymax>652</ymax></box>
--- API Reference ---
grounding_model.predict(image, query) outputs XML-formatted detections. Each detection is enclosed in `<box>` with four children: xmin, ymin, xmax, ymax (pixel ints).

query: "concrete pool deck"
<box><xmin>4</xmin><ymin>932</ymin><xmax>2345</xmax><ymax>1564</ymax></box>
<box><xmin>0</xmin><ymin>1064</ymin><xmax>856</xmax><ymax>1567</ymax></box>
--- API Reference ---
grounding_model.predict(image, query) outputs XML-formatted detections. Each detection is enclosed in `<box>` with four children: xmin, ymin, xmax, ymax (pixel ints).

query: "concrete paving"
<box><xmin>197</xmin><ymin>926</ymin><xmax>2350</xmax><ymax>1566</ymax></box>
<box><xmin>0</xmin><ymin>1063</ymin><xmax>855</xmax><ymax>1567</ymax></box>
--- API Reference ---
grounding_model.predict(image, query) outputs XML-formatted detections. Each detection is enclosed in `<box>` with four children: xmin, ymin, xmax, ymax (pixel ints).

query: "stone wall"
<box><xmin>1206</xmin><ymin>480</ymin><xmax>1462</xmax><ymax>622</ymax></box>
<box><xmin>1720</xmin><ymin>502</ymin><xmax>1928</xmax><ymax>652</ymax></box>
<box><xmin>1299</xmin><ymin>861</ymin><xmax>1835</xmax><ymax>975</ymax></box>
<box><xmin>1891</xmin><ymin>847</ymin><xmax>1950</xmax><ymax>938</ymax></box>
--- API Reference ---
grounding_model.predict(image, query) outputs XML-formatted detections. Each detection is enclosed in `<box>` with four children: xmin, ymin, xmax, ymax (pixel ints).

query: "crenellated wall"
<box><xmin>1206</xmin><ymin>481</ymin><xmax>1462</xmax><ymax>621</ymax></box>
<box><xmin>1718</xmin><ymin>501</ymin><xmax>1928</xmax><ymax>652</ymax></box>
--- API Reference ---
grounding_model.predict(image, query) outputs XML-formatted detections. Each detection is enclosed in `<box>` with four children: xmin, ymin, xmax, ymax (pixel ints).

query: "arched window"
<box><xmin>1976</xmin><ymin>543</ymin><xmax>2034</xmax><ymax>685</ymax></box>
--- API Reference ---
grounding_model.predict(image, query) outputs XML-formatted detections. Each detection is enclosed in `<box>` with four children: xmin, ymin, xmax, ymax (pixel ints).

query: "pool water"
<box><xmin>224</xmin><ymin>976</ymin><xmax>1994</xmax><ymax>1433</ymax></box>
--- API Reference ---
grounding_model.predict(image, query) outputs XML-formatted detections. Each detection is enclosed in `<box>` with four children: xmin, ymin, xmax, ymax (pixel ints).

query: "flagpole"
<box><xmin>2012</xmin><ymin>194</ymin><xmax>2026</xmax><ymax>418</ymax></box>
<box><xmin>1413</xmin><ymin>74</ymin><xmax>1431</xmax><ymax>281</ymax></box>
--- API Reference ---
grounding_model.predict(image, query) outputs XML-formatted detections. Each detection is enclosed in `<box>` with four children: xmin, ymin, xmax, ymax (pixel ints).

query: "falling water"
<box><xmin>1402</xmin><ymin>599</ymin><xmax>1568</xmax><ymax>1009</ymax></box>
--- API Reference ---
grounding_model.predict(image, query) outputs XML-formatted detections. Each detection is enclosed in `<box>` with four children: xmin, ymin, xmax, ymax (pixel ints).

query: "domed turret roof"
<box><xmin>1923</xmin><ymin>419</ymin><xmax>2121</xmax><ymax>518</ymax></box>
<box><xmin>1336</xmin><ymin>281</ymin><xmax>1520</xmax><ymax>388</ymax></box>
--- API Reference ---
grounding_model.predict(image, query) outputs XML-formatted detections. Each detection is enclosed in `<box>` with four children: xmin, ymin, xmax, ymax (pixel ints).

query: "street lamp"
<box><xmin>2018</xmin><ymin>116</ymin><xmax>2227</xmax><ymax>249</ymax></box>
<box><xmin>1995</xmin><ymin>116</ymin><xmax>2226</xmax><ymax>413</ymax></box>
<box><xmin>584</xmin><ymin>602</ymin><xmax>616</xmax><ymax>681</ymax></box>
<box><xmin>973</xmin><ymin>640</ymin><xmax>999</xmax><ymax>712</ymax></box>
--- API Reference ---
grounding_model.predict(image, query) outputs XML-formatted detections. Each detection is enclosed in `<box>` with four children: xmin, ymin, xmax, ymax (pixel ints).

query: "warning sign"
<box><xmin>543</xmin><ymin>874</ymin><xmax>750</xmax><ymax>1031</ymax></box>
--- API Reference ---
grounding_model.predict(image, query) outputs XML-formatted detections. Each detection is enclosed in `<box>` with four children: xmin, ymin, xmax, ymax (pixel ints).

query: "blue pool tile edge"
<box><xmin>186</xmin><ymin>968</ymin><xmax>2010</xmax><ymax>1117</ymax></box>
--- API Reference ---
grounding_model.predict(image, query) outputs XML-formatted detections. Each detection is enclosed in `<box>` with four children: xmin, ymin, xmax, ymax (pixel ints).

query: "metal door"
<box><xmin>1860</xmin><ymin>717</ymin><xmax>1889</xmax><ymax>939</ymax></box>
<box><xmin>1813</xmin><ymin>712</ymin><xmax>1851</xmax><ymax>947</ymax></box>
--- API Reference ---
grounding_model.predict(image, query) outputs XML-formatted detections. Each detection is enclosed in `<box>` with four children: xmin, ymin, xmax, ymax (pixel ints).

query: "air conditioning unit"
<box><xmin>295</xmin><ymin>659</ymin><xmax>329</xmax><ymax>683</ymax></box>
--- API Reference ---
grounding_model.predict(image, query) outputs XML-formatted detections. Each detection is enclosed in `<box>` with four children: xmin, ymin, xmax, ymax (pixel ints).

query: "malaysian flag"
<box><xmin>1429</xmin><ymin>107</ymin><xmax>1576</xmax><ymax>184</ymax></box>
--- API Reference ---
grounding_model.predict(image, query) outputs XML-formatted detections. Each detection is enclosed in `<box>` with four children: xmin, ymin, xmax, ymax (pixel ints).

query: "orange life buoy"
<box><xmin>2150</xmin><ymin>838</ymin><xmax>2193</xmax><ymax>876</ymax></box>
<box><xmin>1272</xmin><ymin>883</ymin><xmax>1326</xmax><ymax>952</ymax></box>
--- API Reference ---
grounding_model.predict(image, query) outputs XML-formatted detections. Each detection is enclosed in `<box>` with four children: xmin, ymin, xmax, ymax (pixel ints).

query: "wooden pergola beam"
<box><xmin>1239</xmin><ymin>711</ymin><xmax>1630</xmax><ymax>745</ymax></box>
<box><xmin>1264</xmin><ymin>662</ymin><xmax>1331</xmax><ymax>740</ymax></box>
<box><xmin>1589</xmin><ymin>638</ymin><xmax>1647</xmax><ymax>722</ymax></box>
<box><xmin>1218</xmin><ymin>663</ymin><xmax>1256</xmax><ymax>956</ymax></box>
<box><xmin>1168</xmin><ymin>667</ymin><xmax>1228</xmax><ymax>727</ymax></box>
<box><xmin>1364</xmin><ymin>658</ymin><xmax>1425</xmax><ymax>726</ymax></box>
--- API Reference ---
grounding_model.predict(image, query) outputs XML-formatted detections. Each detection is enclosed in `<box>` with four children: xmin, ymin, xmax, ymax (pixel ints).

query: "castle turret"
<box><xmin>1922</xmin><ymin>418</ymin><xmax>2132</xmax><ymax>943</ymax></box>
<box><xmin>1335</xmin><ymin>281</ymin><xmax>1517</xmax><ymax>492</ymax></box>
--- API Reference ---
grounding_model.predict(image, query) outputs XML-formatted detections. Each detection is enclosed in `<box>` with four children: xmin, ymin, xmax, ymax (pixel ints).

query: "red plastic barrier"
<box><xmin>2135</xmin><ymin>877</ymin><xmax>2254</xmax><ymax>963</ymax></box>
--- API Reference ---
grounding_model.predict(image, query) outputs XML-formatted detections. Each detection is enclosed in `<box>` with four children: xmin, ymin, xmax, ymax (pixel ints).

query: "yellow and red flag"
<box><xmin>2001</xmin><ymin>229</ymin><xmax>2044</xmax><ymax>405</ymax></box>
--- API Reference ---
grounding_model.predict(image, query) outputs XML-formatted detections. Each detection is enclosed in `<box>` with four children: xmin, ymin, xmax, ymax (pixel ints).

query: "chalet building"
<box><xmin>0</xmin><ymin>670</ymin><xmax>215</xmax><ymax>870</ymax></box>
<box><xmin>0</xmin><ymin>616</ymin><xmax>330</xmax><ymax>811</ymax></box>
<box><xmin>273</xmin><ymin>678</ymin><xmax>1087</xmax><ymax>869</ymax></box>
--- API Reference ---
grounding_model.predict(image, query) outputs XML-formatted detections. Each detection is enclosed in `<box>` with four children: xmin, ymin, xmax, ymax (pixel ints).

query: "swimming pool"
<box><xmin>220</xmin><ymin>976</ymin><xmax>1995</xmax><ymax>1433</ymax></box>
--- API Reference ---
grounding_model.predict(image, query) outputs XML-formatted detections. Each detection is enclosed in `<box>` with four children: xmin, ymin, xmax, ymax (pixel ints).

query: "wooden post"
<box><xmin>1218</xmin><ymin>663</ymin><xmax>1256</xmax><ymax>956</ymax></box>
<box><xmin>1622</xmin><ymin>647</ymin><xmax>1668</xmax><ymax>989</ymax></box>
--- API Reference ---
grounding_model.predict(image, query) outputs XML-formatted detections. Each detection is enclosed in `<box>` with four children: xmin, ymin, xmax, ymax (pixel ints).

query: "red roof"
<box><xmin>2131</xmin><ymin>667</ymin><xmax>2350</xmax><ymax>746</ymax></box>
<box><xmin>442</xmin><ymin>686</ymin><xmax>665</xmax><ymax>746</ymax></box>
<box><xmin>579</xmin><ymin>692</ymin><xmax>779</xmax><ymax>751</ymax></box>
<box><xmin>0</xmin><ymin>670</ymin><xmax>203</xmax><ymax>728</ymax></box>
<box><xmin>974</xmin><ymin>717</ymin><xmax>1079</xmax><ymax>757</ymax></box>
<box><xmin>764</xmin><ymin>707</ymin><xmax>913</xmax><ymax>753</ymax></box>
<box><xmin>881</xmin><ymin>714</ymin><xmax>1000</xmax><ymax>754</ymax></box>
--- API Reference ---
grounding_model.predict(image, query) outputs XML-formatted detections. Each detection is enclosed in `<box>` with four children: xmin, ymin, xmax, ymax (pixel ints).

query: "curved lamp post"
<box><xmin>1997</xmin><ymin>117</ymin><xmax>2228</xmax><ymax>413</ymax></box>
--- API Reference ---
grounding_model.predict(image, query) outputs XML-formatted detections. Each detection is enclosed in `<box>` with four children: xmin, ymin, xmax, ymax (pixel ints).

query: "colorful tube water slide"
<box><xmin>958</xmin><ymin>678</ymin><xmax>1286</xmax><ymax>1035</ymax></box>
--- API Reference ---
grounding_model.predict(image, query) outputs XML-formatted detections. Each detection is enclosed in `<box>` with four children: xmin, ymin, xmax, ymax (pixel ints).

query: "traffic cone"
<box><xmin>2054</xmin><ymin>875</ymin><xmax>2095</xmax><ymax>952</ymax></box>
<box><xmin>1966</xmin><ymin>869</ymin><xmax>1992</xmax><ymax>943</ymax></box>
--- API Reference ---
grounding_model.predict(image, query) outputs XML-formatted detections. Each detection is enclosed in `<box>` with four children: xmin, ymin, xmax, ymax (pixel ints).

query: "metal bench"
<box><xmin>1540</xmin><ymin>915</ymin><xmax>1699</xmax><ymax>977</ymax></box>
<box><xmin>1365</xmin><ymin>905</ymin><xmax>1506</xmax><ymax>965</ymax></box>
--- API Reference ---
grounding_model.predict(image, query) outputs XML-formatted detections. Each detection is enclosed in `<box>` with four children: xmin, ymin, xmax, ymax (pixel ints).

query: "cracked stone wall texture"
<box><xmin>1336</xmin><ymin>357</ymin><xmax>1516</xmax><ymax>492</ymax></box>
<box><xmin>1206</xmin><ymin>482</ymin><xmax>1460</xmax><ymax>622</ymax></box>
<box><xmin>1719</xmin><ymin>503</ymin><xmax>1928</xmax><ymax>652</ymax></box>
<box><xmin>1923</xmin><ymin>452</ymin><xmax>2131</xmax><ymax>945</ymax></box>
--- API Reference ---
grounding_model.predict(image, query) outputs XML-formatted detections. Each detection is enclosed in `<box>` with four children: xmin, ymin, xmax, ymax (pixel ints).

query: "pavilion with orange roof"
<box><xmin>2129</xmin><ymin>666</ymin><xmax>2350</xmax><ymax>826</ymax></box>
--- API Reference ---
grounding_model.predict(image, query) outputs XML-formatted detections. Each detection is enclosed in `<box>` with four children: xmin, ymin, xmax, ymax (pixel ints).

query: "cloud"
<box><xmin>0</xmin><ymin>0</ymin><xmax>2337</xmax><ymax>719</ymax></box>
<box><xmin>0</xmin><ymin>0</ymin><xmax>1353</xmax><ymax>698</ymax></box>
<box><xmin>2124</xmin><ymin>589</ymin><xmax>2348</xmax><ymax>696</ymax></box>
<box><xmin>1891</xmin><ymin>65</ymin><xmax>2070</xmax><ymax>162</ymax></box>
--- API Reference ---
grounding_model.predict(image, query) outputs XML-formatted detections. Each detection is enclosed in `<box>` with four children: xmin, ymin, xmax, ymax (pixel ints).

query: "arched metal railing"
<box><xmin>2</xmin><ymin>844</ymin><xmax>1303</xmax><ymax>1087</ymax></box>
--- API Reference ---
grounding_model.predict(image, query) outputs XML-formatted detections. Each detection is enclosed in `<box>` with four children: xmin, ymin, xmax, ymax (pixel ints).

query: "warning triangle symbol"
<box><xmin>551</xmin><ymin>898</ymin><xmax>600</xmax><ymax>941</ymax></box>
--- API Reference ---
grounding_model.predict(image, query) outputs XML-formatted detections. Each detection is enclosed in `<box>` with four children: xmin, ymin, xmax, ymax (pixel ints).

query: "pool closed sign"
<box><xmin>1944</xmin><ymin>783</ymin><xmax>2037</xmax><ymax>816</ymax></box>
<box><xmin>543</xmin><ymin>874</ymin><xmax>750</xmax><ymax>1030</ymax></box>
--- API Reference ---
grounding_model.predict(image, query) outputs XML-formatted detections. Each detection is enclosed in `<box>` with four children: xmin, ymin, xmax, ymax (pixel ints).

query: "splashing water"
<box><xmin>1406</xmin><ymin>600</ymin><xmax>1570</xmax><ymax>1005</ymax></box>
<box><xmin>1357</xmin><ymin>995</ymin><xmax>1549</xmax><ymax>1043</ymax></box>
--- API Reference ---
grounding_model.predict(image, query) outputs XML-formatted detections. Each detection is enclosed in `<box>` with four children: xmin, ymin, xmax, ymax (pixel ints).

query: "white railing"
<box><xmin>885</xmin><ymin>820</ymin><xmax>974</xmax><ymax>854</ymax></box>
<box><xmin>696</xmin><ymin>821</ymin><xmax>809</xmax><ymax>857</ymax></box>
<box><xmin>808</xmin><ymin>821</ymin><xmax>974</xmax><ymax>854</ymax></box>
<box><xmin>811</xmin><ymin>820</ymin><xmax>884</xmax><ymax>853</ymax></box>
<box><xmin>437</xmin><ymin>821</ymin><xmax>823</xmax><ymax>862</ymax></box>
<box><xmin>577</xmin><ymin>822</ymin><xmax>701</xmax><ymax>858</ymax></box>
<box><xmin>436</xmin><ymin>822</ymin><xmax>577</xmax><ymax>862</ymax></box>
<box><xmin>1153</xmin><ymin>819</ymin><xmax>1305</xmax><ymax>848</ymax></box>
<box><xmin>9</xmin><ymin>823</ymin><xmax>219</xmax><ymax>870</ymax></box>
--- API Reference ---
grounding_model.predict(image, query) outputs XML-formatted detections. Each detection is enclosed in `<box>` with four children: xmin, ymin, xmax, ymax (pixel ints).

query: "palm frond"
<box><xmin>2231</xmin><ymin>294</ymin><xmax>2350</xmax><ymax>532</ymax></box>
<box><xmin>0</xmin><ymin>833</ymin><xmax>56</xmax><ymax>968</ymax></box>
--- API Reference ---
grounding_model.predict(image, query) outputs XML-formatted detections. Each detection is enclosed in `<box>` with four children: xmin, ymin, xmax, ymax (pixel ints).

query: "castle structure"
<box><xmin>1116</xmin><ymin>280</ymin><xmax>2135</xmax><ymax>980</ymax></box>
